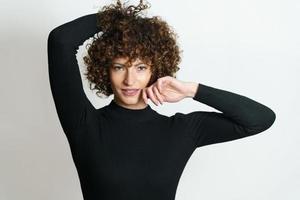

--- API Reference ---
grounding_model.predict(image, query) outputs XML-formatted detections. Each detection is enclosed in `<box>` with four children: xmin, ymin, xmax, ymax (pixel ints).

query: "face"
<box><xmin>109</xmin><ymin>56</ymin><xmax>152</xmax><ymax>109</ymax></box>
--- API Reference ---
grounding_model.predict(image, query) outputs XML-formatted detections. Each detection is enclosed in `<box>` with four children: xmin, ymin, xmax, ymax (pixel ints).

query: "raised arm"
<box><xmin>178</xmin><ymin>83</ymin><xmax>276</xmax><ymax>148</ymax></box>
<box><xmin>47</xmin><ymin>13</ymin><xmax>99</xmax><ymax>135</ymax></box>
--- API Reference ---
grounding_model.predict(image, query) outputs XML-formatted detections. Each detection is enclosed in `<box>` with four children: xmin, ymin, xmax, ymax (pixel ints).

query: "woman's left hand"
<box><xmin>142</xmin><ymin>76</ymin><xmax>198</xmax><ymax>106</ymax></box>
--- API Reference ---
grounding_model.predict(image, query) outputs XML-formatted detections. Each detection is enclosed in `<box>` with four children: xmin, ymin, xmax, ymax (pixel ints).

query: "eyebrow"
<box><xmin>112</xmin><ymin>62</ymin><xmax>146</xmax><ymax>66</ymax></box>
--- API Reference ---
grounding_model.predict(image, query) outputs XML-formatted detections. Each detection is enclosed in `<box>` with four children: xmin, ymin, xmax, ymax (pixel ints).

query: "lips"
<box><xmin>121</xmin><ymin>89</ymin><xmax>140</xmax><ymax>96</ymax></box>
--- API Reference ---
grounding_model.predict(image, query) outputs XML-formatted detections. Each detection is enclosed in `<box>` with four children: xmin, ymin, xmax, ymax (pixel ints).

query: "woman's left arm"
<box><xmin>145</xmin><ymin>77</ymin><xmax>276</xmax><ymax>148</ymax></box>
<box><xmin>182</xmin><ymin>82</ymin><xmax>276</xmax><ymax>148</ymax></box>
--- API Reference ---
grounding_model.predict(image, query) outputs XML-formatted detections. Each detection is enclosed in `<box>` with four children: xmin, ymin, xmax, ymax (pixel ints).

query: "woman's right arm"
<box><xmin>47</xmin><ymin>13</ymin><xmax>99</xmax><ymax>135</ymax></box>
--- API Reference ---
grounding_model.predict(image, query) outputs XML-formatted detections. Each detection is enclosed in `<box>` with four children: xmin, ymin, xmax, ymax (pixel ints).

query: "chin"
<box><xmin>117</xmin><ymin>89</ymin><xmax>142</xmax><ymax>105</ymax></box>
<box><xmin>119</xmin><ymin>95</ymin><xmax>140</xmax><ymax>105</ymax></box>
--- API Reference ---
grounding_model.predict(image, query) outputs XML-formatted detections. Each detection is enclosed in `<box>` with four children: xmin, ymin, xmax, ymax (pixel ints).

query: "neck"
<box><xmin>105</xmin><ymin>99</ymin><xmax>157</xmax><ymax>121</ymax></box>
<box><xmin>113</xmin><ymin>97</ymin><xmax>148</xmax><ymax>110</ymax></box>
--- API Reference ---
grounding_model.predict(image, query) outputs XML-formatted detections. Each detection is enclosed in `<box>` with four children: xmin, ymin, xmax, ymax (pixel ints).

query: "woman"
<box><xmin>47</xmin><ymin>0</ymin><xmax>276</xmax><ymax>199</ymax></box>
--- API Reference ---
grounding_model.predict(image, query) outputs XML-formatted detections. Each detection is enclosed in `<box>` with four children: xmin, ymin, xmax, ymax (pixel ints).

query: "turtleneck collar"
<box><xmin>104</xmin><ymin>99</ymin><xmax>158</xmax><ymax>121</ymax></box>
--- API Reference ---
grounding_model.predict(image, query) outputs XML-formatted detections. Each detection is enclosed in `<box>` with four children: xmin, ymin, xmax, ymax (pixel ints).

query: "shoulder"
<box><xmin>170</xmin><ymin>111</ymin><xmax>208</xmax><ymax>122</ymax></box>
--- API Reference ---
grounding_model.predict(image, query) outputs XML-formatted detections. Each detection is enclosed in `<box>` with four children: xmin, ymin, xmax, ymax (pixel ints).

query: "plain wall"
<box><xmin>0</xmin><ymin>0</ymin><xmax>298</xmax><ymax>199</ymax></box>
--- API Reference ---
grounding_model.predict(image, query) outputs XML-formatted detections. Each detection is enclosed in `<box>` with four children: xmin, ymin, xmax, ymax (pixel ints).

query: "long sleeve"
<box><xmin>47</xmin><ymin>13</ymin><xmax>99</xmax><ymax>136</ymax></box>
<box><xmin>178</xmin><ymin>83</ymin><xmax>276</xmax><ymax>148</ymax></box>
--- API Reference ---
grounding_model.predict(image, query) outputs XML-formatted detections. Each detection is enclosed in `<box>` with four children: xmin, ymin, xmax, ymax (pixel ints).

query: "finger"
<box><xmin>147</xmin><ymin>86</ymin><xmax>159</xmax><ymax>106</ymax></box>
<box><xmin>157</xmin><ymin>79</ymin><xmax>163</xmax><ymax>93</ymax></box>
<box><xmin>153</xmin><ymin>86</ymin><xmax>164</xmax><ymax>105</ymax></box>
<box><xmin>151</xmin><ymin>85</ymin><xmax>162</xmax><ymax>106</ymax></box>
<box><xmin>142</xmin><ymin>88</ymin><xmax>148</xmax><ymax>104</ymax></box>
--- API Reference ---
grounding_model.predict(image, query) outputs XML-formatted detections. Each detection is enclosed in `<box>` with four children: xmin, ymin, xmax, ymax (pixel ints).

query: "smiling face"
<box><xmin>109</xmin><ymin>56</ymin><xmax>152</xmax><ymax>109</ymax></box>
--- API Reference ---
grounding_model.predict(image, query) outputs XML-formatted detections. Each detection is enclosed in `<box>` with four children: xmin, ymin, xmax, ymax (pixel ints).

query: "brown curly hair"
<box><xmin>83</xmin><ymin>0</ymin><xmax>182</xmax><ymax>97</ymax></box>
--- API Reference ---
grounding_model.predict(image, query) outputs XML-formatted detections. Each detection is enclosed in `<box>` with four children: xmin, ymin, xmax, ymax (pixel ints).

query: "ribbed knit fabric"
<box><xmin>47</xmin><ymin>13</ymin><xmax>276</xmax><ymax>200</ymax></box>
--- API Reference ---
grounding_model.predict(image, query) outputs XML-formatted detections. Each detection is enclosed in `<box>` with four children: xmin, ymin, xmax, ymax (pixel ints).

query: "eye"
<box><xmin>113</xmin><ymin>66</ymin><xmax>124</xmax><ymax>71</ymax></box>
<box><xmin>137</xmin><ymin>65</ymin><xmax>147</xmax><ymax>71</ymax></box>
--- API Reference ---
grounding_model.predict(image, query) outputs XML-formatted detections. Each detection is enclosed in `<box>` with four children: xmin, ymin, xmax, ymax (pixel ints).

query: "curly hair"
<box><xmin>83</xmin><ymin>0</ymin><xmax>182</xmax><ymax>97</ymax></box>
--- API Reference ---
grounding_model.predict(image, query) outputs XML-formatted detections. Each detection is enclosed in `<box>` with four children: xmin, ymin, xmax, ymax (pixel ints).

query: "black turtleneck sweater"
<box><xmin>47</xmin><ymin>13</ymin><xmax>276</xmax><ymax>200</ymax></box>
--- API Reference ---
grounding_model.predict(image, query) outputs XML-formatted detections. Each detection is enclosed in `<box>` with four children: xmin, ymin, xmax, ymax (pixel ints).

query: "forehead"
<box><xmin>112</xmin><ymin>57</ymin><xmax>149</xmax><ymax>65</ymax></box>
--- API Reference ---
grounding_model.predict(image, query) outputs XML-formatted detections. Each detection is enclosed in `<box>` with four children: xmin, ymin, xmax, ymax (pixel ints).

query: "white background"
<box><xmin>0</xmin><ymin>0</ymin><xmax>299</xmax><ymax>199</ymax></box>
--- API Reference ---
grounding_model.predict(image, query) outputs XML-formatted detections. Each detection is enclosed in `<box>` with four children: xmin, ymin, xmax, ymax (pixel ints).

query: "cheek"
<box><xmin>137</xmin><ymin>73</ymin><xmax>152</xmax><ymax>83</ymax></box>
<box><xmin>110</xmin><ymin>73</ymin><xmax>122</xmax><ymax>85</ymax></box>
<box><xmin>139</xmin><ymin>73</ymin><xmax>152</xmax><ymax>87</ymax></box>
<box><xmin>146</xmin><ymin>71</ymin><xmax>153</xmax><ymax>81</ymax></box>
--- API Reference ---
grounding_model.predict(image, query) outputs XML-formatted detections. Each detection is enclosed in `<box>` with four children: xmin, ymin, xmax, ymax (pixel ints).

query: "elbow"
<box><xmin>268</xmin><ymin>108</ymin><xmax>276</xmax><ymax>127</ymax></box>
<box><xmin>246</xmin><ymin>107</ymin><xmax>276</xmax><ymax>135</ymax></box>
<box><xmin>48</xmin><ymin>27</ymin><xmax>62</xmax><ymax>45</ymax></box>
<box><xmin>260</xmin><ymin>108</ymin><xmax>276</xmax><ymax>132</ymax></box>
<box><xmin>48</xmin><ymin>24</ymin><xmax>69</xmax><ymax>46</ymax></box>
<box><xmin>47</xmin><ymin>28</ymin><xmax>59</xmax><ymax>50</ymax></box>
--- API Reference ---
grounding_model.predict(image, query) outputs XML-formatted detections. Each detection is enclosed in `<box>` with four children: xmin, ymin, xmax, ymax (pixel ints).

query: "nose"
<box><xmin>123</xmin><ymin>68</ymin><xmax>136</xmax><ymax>86</ymax></box>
